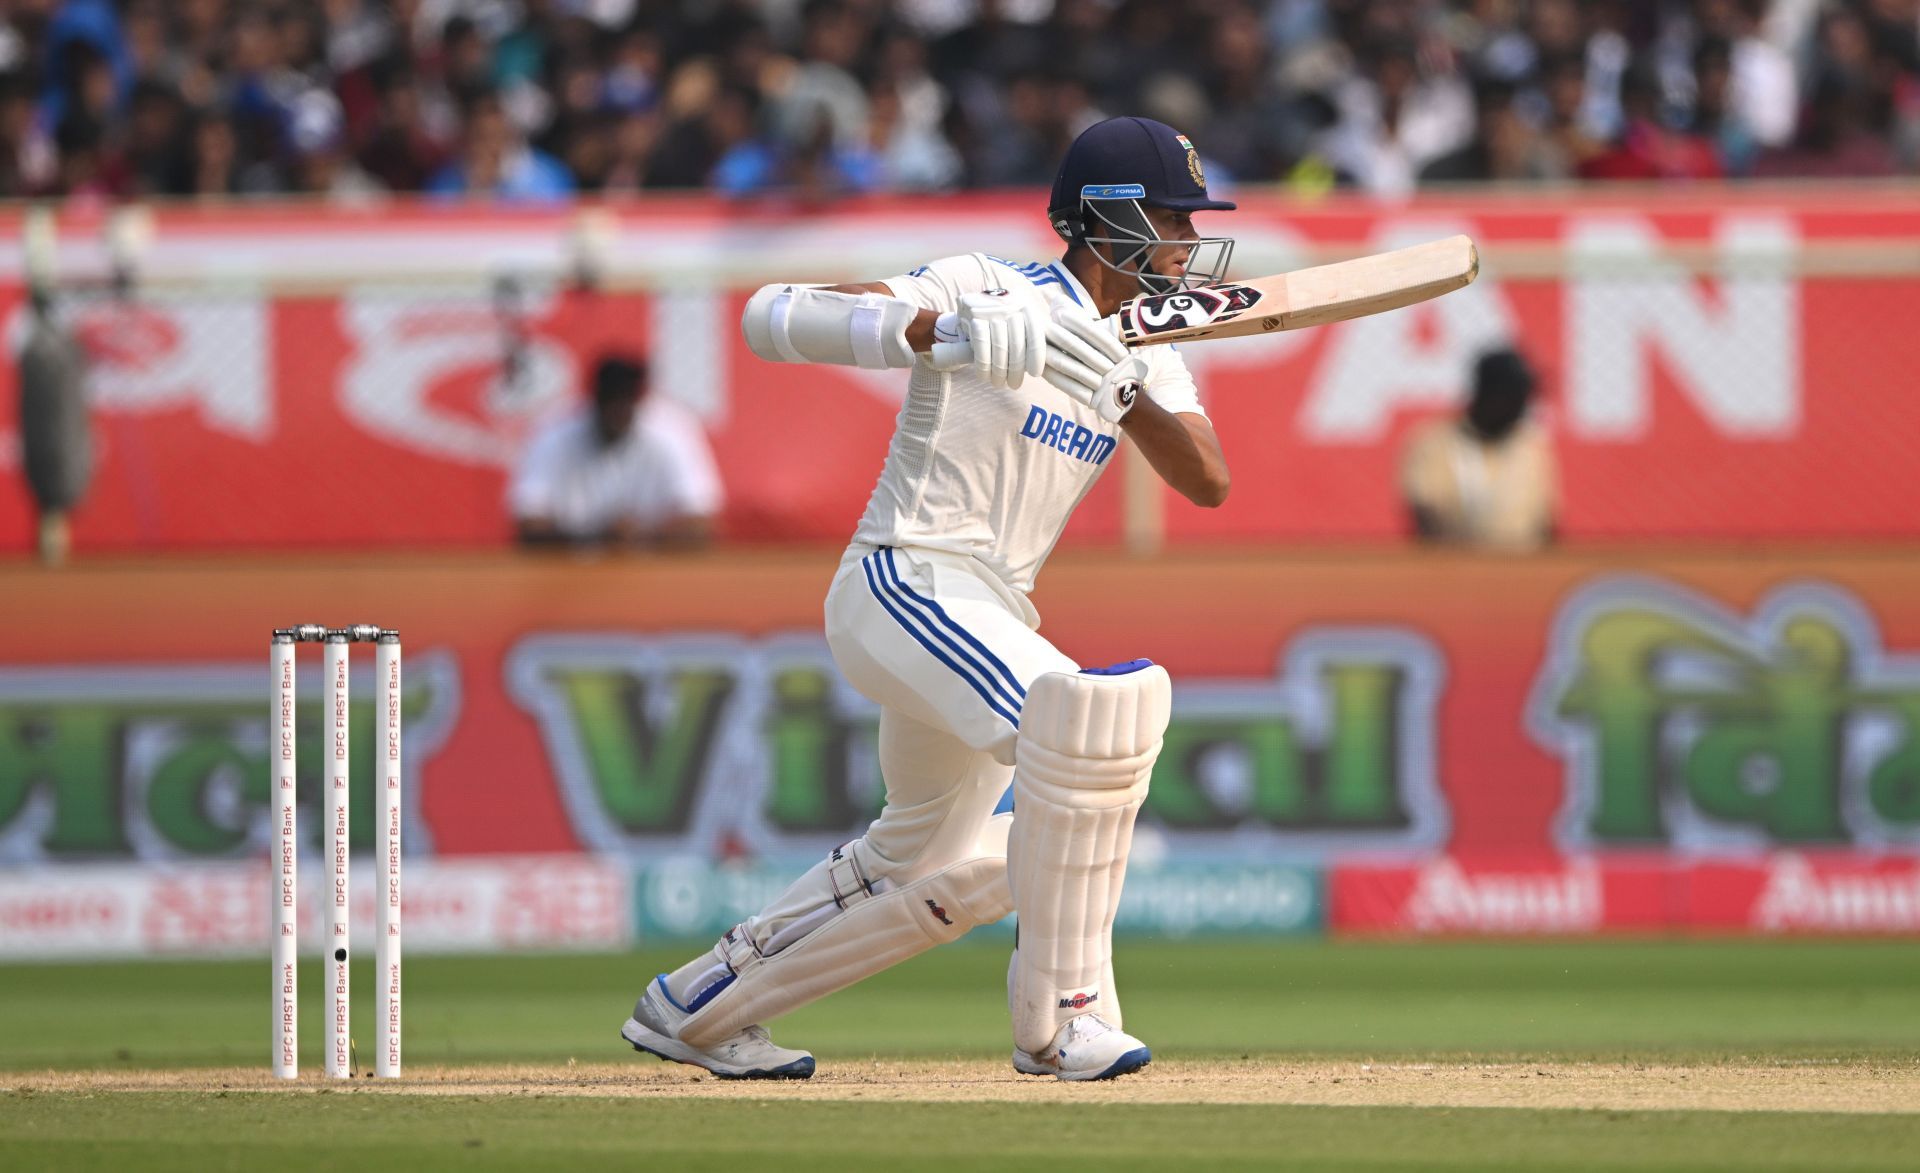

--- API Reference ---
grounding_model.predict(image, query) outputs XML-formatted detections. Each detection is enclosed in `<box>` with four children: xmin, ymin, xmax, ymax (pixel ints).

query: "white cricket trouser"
<box><xmin>828</xmin><ymin>543</ymin><xmax>1078</xmax><ymax>855</ymax></box>
<box><xmin>663</xmin><ymin>544</ymin><xmax>1103</xmax><ymax>1046</ymax></box>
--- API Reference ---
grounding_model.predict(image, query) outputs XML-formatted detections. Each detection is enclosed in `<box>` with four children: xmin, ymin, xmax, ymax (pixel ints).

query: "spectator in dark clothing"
<box><xmin>426</xmin><ymin>91</ymin><xmax>573</xmax><ymax>200</ymax></box>
<box><xmin>1422</xmin><ymin>78</ymin><xmax>1559</xmax><ymax>182</ymax></box>
<box><xmin>179</xmin><ymin>108</ymin><xmax>240</xmax><ymax>196</ymax></box>
<box><xmin>16</xmin><ymin>287</ymin><xmax>91</xmax><ymax>566</ymax></box>
<box><xmin>1752</xmin><ymin>68</ymin><xmax>1901</xmax><ymax>178</ymax></box>
<box><xmin>357</xmin><ymin>62</ymin><xmax>447</xmax><ymax>192</ymax></box>
<box><xmin>647</xmin><ymin>78</ymin><xmax>758</xmax><ymax>190</ymax></box>
<box><xmin>54</xmin><ymin>114</ymin><xmax>114</xmax><ymax>198</ymax></box>
<box><xmin>1579</xmin><ymin>60</ymin><xmax>1723</xmax><ymax>180</ymax></box>
<box><xmin>1687</xmin><ymin>37</ymin><xmax>1761</xmax><ymax>176</ymax></box>
<box><xmin>438</xmin><ymin>16</ymin><xmax>495</xmax><ymax>110</ymax></box>
<box><xmin>5</xmin><ymin>0</ymin><xmax>1919</xmax><ymax>201</ymax></box>
<box><xmin>971</xmin><ymin>71</ymin><xmax>1076</xmax><ymax>187</ymax></box>
<box><xmin>118</xmin><ymin>79</ymin><xmax>188</xmax><ymax>195</ymax></box>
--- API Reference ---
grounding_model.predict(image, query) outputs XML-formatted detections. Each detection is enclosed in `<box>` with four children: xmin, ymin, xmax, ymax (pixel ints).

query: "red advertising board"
<box><xmin>0</xmin><ymin>857</ymin><xmax>631</xmax><ymax>959</ymax></box>
<box><xmin>1332</xmin><ymin>854</ymin><xmax>1920</xmax><ymax>936</ymax></box>
<box><xmin>1</xmin><ymin>189</ymin><xmax>1917</xmax><ymax>554</ymax></box>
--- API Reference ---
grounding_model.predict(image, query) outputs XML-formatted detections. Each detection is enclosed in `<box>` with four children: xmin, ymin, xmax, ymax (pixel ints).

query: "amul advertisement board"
<box><xmin>2</xmin><ymin>190</ymin><xmax>1919</xmax><ymax>554</ymax></box>
<box><xmin>2</xmin><ymin>549</ymin><xmax>1918</xmax><ymax>955</ymax></box>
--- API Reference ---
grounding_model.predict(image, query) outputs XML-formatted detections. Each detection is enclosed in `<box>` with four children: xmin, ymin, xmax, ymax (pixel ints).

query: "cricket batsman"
<box><xmin>621</xmin><ymin>116</ymin><xmax>1234</xmax><ymax>1082</ymax></box>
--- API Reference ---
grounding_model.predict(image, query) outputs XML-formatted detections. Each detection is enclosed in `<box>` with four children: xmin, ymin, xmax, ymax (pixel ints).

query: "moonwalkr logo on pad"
<box><xmin>1020</xmin><ymin>406</ymin><xmax>1117</xmax><ymax>466</ymax></box>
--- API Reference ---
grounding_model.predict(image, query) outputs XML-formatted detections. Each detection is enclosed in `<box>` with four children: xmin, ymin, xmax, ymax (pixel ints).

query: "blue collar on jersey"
<box><xmin>986</xmin><ymin>256</ymin><xmax>1084</xmax><ymax>307</ymax></box>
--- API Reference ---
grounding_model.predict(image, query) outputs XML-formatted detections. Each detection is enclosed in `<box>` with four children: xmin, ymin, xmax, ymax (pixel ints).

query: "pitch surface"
<box><xmin>4</xmin><ymin>941</ymin><xmax>1917</xmax><ymax>1170</ymax></box>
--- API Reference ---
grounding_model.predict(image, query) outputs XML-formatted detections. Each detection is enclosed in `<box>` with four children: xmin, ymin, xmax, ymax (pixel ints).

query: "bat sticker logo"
<box><xmin>1127</xmin><ymin>284</ymin><xmax>1261</xmax><ymax>336</ymax></box>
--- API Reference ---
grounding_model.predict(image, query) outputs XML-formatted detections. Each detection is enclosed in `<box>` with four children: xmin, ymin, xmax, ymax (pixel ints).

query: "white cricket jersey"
<box><xmin>853</xmin><ymin>253</ymin><xmax>1206</xmax><ymax>595</ymax></box>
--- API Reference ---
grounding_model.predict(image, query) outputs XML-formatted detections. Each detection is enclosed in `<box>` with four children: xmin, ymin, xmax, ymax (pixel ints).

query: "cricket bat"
<box><xmin>1112</xmin><ymin>234</ymin><xmax>1479</xmax><ymax>345</ymax></box>
<box><xmin>933</xmin><ymin>236</ymin><xmax>1478</xmax><ymax>364</ymax></box>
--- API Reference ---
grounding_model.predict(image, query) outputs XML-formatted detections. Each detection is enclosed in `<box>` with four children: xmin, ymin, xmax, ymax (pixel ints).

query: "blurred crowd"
<box><xmin>3</xmin><ymin>0</ymin><xmax>1918</xmax><ymax>203</ymax></box>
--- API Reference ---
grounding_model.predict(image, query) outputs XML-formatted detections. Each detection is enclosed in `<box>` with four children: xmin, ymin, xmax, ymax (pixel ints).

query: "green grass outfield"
<box><xmin>4</xmin><ymin>939</ymin><xmax>1919</xmax><ymax>1171</ymax></box>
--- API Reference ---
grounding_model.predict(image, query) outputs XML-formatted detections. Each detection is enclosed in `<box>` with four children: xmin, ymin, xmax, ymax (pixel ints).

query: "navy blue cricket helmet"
<box><xmin>1047</xmin><ymin>117</ymin><xmax>1236</xmax><ymax>294</ymax></box>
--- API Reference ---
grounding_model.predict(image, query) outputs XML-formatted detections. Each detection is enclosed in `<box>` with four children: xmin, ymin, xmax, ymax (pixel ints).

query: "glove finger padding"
<box><xmin>1044</xmin><ymin>312</ymin><xmax>1145</xmax><ymax>423</ymax></box>
<box><xmin>1042</xmin><ymin>352</ymin><xmax>1104</xmax><ymax>407</ymax></box>
<box><xmin>967</xmin><ymin>316</ymin><xmax>993</xmax><ymax>383</ymax></box>
<box><xmin>1044</xmin><ymin>321</ymin><xmax>1118</xmax><ymax>382</ymax></box>
<box><xmin>990</xmin><ymin>318</ymin><xmax>1013</xmax><ymax>386</ymax></box>
<box><xmin>1051</xmin><ymin>310</ymin><xmax>1129</xmax><ymax>364</ymax></box>
<box><xmin>1022</xmin><ymin>303</ymin><xmax>1048</xmax><ymax>383</ymax></box>
<box><xmin>1003</xmin><ymin>313</ymin><xmax>1027</xmax><ymax>390</ymax></box>
<box><xmin>945</xmin><ymin>288</ymin><xmax>1053</xmax><ymax>389</ymax></box>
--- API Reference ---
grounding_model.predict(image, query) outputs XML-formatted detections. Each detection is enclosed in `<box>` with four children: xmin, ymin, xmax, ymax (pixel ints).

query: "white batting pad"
<box><xmin>677</xmin><ymin>834</ymin><xmax>1012</xmax><ymax>1048</ymax></box>
<box><xmin>1007</xmin><ymin>950</ymin><xmax>1125</xmax><ymax>1031</ymax></box>
<box><xmin>1007</xmin><ymin>663</ymin><xmax>1170</xmax><ymax>1054</ymax></box>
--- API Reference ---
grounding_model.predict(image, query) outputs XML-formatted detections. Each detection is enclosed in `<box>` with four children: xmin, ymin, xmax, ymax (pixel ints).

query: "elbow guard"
<box><xmin>741</xmin><ymin>284</ymin><xmax>920</xmax><ymax>370</ymax></box>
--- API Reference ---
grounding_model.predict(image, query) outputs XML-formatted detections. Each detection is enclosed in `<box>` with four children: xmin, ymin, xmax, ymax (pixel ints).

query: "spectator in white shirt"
<box><xmin>509</xmin><ymin>353</ymin><xmax>722</xmax><ymax>549</ymax></box>
<box><xmin>1697</xmin><ymin>0</ymin><xmax>1798</xmax><ymax>148</ymax></box>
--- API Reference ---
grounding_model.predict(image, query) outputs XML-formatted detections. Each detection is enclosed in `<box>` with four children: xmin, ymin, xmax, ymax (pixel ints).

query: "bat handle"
<box><xmin>928</xmin><ymin>340</ymin><xmax>973</xmax><ymax>370</ymax></box>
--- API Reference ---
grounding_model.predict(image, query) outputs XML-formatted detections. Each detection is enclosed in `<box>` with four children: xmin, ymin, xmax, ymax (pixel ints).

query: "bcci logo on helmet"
<box><xmin>1175</xmin><ymin>132</ymin><xmax>1205</xmax><ymax>187</ymax></box>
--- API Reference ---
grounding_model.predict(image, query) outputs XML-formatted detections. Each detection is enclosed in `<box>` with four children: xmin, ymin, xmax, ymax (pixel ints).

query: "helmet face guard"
<box><xmin>1055</xmin><ymin>193</ymin><xmax>1235</xmax><ymax>296</ymax></box>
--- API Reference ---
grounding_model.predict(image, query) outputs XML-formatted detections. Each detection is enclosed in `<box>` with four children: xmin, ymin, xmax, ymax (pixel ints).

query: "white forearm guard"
<box><xmin>741</xmin><ymin>283</ymin><xmax>920</xmax><ymax>370</ymax></box>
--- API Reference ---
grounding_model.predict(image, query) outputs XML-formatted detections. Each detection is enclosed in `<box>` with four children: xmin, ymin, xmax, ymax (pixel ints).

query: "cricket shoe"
<box><xmin>619</xmin><ymin>975</ymin><xmax>815</xmax><ymax>1080</ymax></box>
<box><xmin>1011</xmin><ymin>1013</ymin><xmax>1151</xmax><ymax>1081</ymax></box>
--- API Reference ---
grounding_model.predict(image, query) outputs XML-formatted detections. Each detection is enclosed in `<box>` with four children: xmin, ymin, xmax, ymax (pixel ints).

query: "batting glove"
<box><xmin>928</xmin><ymin>290</ymin><xmax>1049</xmax><ymax>390</ymax></box>
<box><xmin>1044</xmin><ymin>311</ymin><xmax>1147</xmax><ymax>424</ymax></box>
